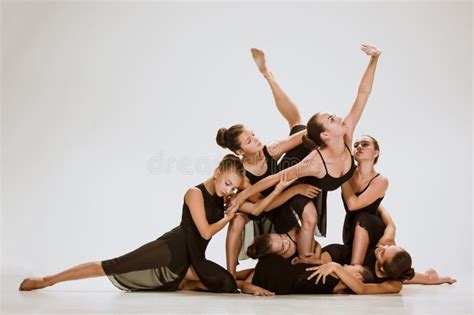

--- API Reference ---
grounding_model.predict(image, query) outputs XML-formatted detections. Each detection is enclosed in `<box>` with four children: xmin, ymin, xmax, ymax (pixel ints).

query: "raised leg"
<box><xmin>19</xmin><ymin>261</ymin><xmax>105</xmax><ymax>291</ymax></box>
<box><xmin>251</xmin><ymin>48</ymin><xmax>303</xmax><ymax>128</ymax></box>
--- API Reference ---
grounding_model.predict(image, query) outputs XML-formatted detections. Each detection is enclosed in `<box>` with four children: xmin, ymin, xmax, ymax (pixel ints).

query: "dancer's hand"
<box><xmin>361</xmin><ymin>44</ymin><xmax>382</xmax><ymax>57</ymax></box>
<box><xmin>273</xmin><ymin>172</ymin><xmax>297</xmax><ymax>194</ymax></box>
<box><xmin>252</xmin><ymin>287</ymin><xmax>275</xmax><ymax>296</ymax></box>
<box><xmin>377</xmin><ymin>235</ymin><xmax>395</xmax><ymax>246</ymax></box>
<box><xmin>294</xmin><ymin>184</ymin><xmax>321</xmax><ymax>199</ymax></box>
<box><xmin>306</xmin><ymin>262</ymin><xmax>341</xmax><ymax>284</ymax></box>
<box><xmin>232</xmin><ymin>192</ymin><xmax>247</xmax><ymax>211</ymax></box>
<box><xmin>225</xmin><ymin>200</ymin><xmax>240</xmax><ymax>220</ymax></box>
<box><xmin>291</xmin><ymin>253</ymin><xmax>323</xmax><ymax>265</ymax></box>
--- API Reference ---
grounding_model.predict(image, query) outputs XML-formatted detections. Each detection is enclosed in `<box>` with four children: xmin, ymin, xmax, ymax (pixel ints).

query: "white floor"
<box><xmin>2</xmin><ymin>275</ymin><xmax>473</xmax><ymax>315</ymax></box>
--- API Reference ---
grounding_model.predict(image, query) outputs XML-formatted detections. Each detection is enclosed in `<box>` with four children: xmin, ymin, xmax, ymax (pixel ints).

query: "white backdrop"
<box><xmin>2</xmin><ymin>2</ymin><xmax>472</xmax><ymax>282</ymax></box>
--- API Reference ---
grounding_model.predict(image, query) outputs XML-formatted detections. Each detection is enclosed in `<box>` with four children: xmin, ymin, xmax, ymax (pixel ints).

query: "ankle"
<box><xmin>262</xmin><ymin>71</ymin><xmax>273</xmax><ymax>79</ymax></box>
<box><xmin>43</xmin><ymin>276</ymin><xmax>54</xmax><ymax>287</ymax></box>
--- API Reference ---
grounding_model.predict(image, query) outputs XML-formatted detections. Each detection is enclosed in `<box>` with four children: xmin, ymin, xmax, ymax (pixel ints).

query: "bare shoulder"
<box><xmin>302</xmin><ymin>150</ymin><xmax>324</xmax><ymax>176</ymax></box>
<box><xmin>373</xmin><ymin>174</ymin><xmax>389</xmax><ymax>188</ymax></box>
<box><xmin>185</xmin><ymin>187</ymin><xmax>204</xmax><ymax>204</ymax></box>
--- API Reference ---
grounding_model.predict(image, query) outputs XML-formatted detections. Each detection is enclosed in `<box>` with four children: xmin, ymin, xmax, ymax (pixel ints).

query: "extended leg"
<box><xmin>19</xmin><ymin>261</ymin><xmax>105</xmax><ymax>291</ymax></box>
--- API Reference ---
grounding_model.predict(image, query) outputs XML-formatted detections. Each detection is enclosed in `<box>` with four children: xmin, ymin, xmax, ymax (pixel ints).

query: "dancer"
<box><xmin>221</xmin><ymin>48</ymin><xmax>321</xmax><ymax>277</ymax></box>
<box><xmin>234</xmin><ymin>44</ymin><xmax>382</xmax><ymax>256</ymax></box>
<box><xmin>19</xmin><ymin>155</ymin><xmax>245</xmax><ymax>293</ymax></box>
<box><xmin>237</xmin><ymin>253</ymin><xmax>407</xmax><ymax>295</ymax></box>
<box><xmin>295</xmin><ymin>134</ymin><xmax>455</xmax><ymax>285</ymax></box>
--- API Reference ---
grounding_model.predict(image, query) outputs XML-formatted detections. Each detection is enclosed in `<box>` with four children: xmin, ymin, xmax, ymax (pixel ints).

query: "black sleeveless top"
<box><xmin>303</xmin><ymin>144</ymin><xmax>356</xmax><ymax>191</ymax></box>
<box><xmin>246</xmin><ymin>146</ymin><xmax>279</xmax><ymax>197</ymax></box>
<box><xmin>180</xmin><ymin>183</ymin><xmax>237</xmax><ymax>292</ymax></box>
<box><xmin>252</xmin><ymin>254</ymin><xmax>339</xmax><ymax>294</ymax></box>
<box><xmin>342</xmin><ymin>173</ymin><xmax>384</xmax><ymax>244</ymax></box>
<box><xmin>180</xmin><ymin>183</ymin><xmax>224</xmax><ymax>248</ymax></box>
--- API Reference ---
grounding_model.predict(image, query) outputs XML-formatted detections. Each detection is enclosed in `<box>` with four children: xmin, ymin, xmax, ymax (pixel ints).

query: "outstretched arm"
<box><xmin>343</xmin><ymin>45</ymin><xmax>381</xmax><ymax>144</ymax></box>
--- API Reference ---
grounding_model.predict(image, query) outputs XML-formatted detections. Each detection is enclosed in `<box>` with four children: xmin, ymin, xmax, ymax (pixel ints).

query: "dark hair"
<box><xmin>383</xmin><ymin>250</ymin><xmax>415</xmax><ymax>281</ymax></box>
<box><xmin>246</xmin><ymin>234</ymin><xmax>273</xmax><ymax>259</ymax></box>
<box><xmin>359</xmin><ymin>266</ymin><xmax>376</xmax><ymax>283</ymax></box>
<box><xmin>302</xmin><ymin>112</ymin><xmax>327</xmax><ymax>150</ymax></box>
<box><xmin>216</xmin><ymin>125</ymin><xmax>245</xmax><ymax>153</ymax></box>
<box><xmin>218</xmin><ymin>154</ymin><xmax>245</xmax><ymax>178</ymax></box>
<box><xmin>361</xmin><ymin>135</ymin><xmax>380</xmax><ymax>164</ymax></box>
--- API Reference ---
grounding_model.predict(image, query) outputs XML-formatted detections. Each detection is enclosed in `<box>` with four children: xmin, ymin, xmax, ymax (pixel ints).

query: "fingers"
<box><xmin>315</xmin><ymin>272</ymin><xmax>323</xmax><ymax>284</ymax></box>
<box><xmin>254</xmin><ymin>290</ymin><xmax>275</xmax><ymax>296</ymax></box>
<box><xmin>307</xmin><ymin>271</ymin><xmax>318</xmax><ymax>280</ymax></box>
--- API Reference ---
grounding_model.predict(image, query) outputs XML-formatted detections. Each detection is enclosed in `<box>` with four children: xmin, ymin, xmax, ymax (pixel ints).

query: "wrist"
<box><xmin>271</xmin><ymin>189</ymin><xmax>281</xmax><ymax>196</ymax></box>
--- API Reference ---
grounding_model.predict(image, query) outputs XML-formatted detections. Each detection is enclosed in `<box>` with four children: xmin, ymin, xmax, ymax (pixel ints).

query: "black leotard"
<box><xmin>246</xmin><ymin>146</ymin><xmax>279</xmax><ymax>197</ymax></box>
<box><xmin>252</xmin><ymin>254</ymin><xmax>339</xmax><ymax>295</ymax></box>
<box><xmin>303</xmin><ymin>144</ymin><xmax>356</xmax><ymax>191</ymax></box>
<box><xmin>342</xmin><ymin>173</ymin><xmax>384</xmax><ymax>245</ymax></box>
<box><xmin>102</xmin><ymin>183</ymin><xmax>236</xmax><ymax>293</ymax></box>
<box><xmin>285</xmin><ymin>141</ymin><xmax>356</xmax><ymax>237</ymax></box>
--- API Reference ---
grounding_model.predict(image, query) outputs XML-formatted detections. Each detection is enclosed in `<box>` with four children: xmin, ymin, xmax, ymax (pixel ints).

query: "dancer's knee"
<box><xmin>301</xmin><ymin>204</ymin><xmax>317</xmax><ymax>228</ymax></box>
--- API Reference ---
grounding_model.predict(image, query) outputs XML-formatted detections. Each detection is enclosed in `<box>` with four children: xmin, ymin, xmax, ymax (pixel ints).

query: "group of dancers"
<box><xmin>19</xmin><ymin>45</ymin><xmax>456</xmax><ymax>295</ymax></box>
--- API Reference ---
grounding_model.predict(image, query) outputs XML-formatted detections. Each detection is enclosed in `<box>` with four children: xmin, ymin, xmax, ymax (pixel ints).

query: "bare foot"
<box><xmin>251</xmin><ymin>48</ymin><xmax>269</xmax><ymax>74</ymax></box>
<box><xmin>361</xmin><ymin>44</ymin><xmax>382</xmax><ymax>57</ymax></box>
<box><xmin>426</xmin><ymin>268</ymin><xmax>457</xmax><ymax>285</ymax></box>
<box><xmin>19</xmin><ymin>277</ymin><xmax>50</xmax><ymax>291</ymax></box>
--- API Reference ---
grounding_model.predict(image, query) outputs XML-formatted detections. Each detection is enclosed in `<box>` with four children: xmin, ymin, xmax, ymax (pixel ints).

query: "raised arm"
<box><xmin>266</xmin><ymin>130</ymin><xmax>306</xmax><ymax>161</ymax></box>
<box><xmin>343</xmin><ymin>45</ymin><xmax>382</xmax><ymax>144</ymax></box>
<box><xmin>341</xmin><ymin>175</ymin><xmax>388</xmax><ymax>211</ymax></box>
<box><xmin>376</xmin><ymin>205</ymin><xmax>397</xmax><ymax>245</ymax></box>
<box><xmin>185</xmin><ymin>187</ymin><xmax>236</xmax><ymax>240</ymax></box>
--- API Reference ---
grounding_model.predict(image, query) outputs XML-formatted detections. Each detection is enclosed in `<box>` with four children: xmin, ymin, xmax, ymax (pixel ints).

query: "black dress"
<box><xmin>101</xmin><ymin>183</ymin><xmax>236</xmax><ymax>293</ymax></box>
<box><xmin>252</xmin><ymin>254</ymin><xmax>339</xmax><ymax>295</ymax></box>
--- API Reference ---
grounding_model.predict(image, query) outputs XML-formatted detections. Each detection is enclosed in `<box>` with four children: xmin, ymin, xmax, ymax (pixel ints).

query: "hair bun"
<box><xmin>246</xmin><ymin>244</ymin><xmax>257</xmax><ymax>259</ymax></box>
<box><xmin>403</xmin><ymin>268</ymin><xmax>415</xmax><ymax>281</ymax></box>
<box><xmin>302</xmin><ymin>134</ymin><xmax>317</xmax><ymax>150</ymax></box>
<box><xmin>216</xmin><ymin>128</ymin><xmax>228</xmax><ymax>148</ymax></box>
